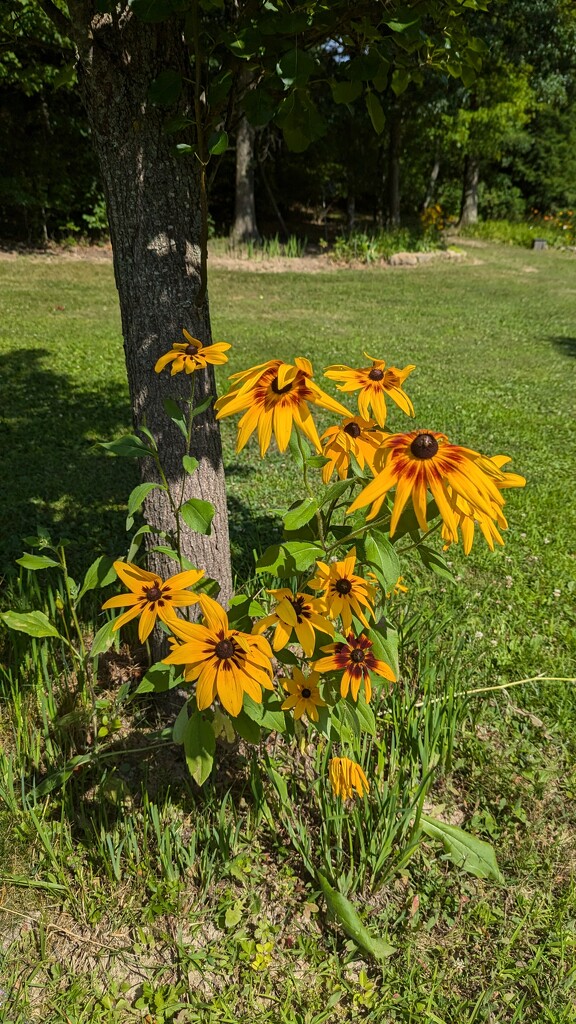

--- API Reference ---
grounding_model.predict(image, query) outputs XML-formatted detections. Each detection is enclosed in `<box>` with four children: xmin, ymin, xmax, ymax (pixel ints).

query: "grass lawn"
<box><xmin>0</xmin><ymin>242</ymin><xmax>575</xmax><ymax>1022</ymax></box>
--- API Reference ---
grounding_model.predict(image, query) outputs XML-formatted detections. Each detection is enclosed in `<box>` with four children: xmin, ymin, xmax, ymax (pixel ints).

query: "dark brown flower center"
<box><xmin>301</xmin><ymin>688</ymin><xmax>312</xmax><ymax>699</ymax></box>
<box><xmin>350</xmin><ymin>648</ymin><xmax>366</xmax><ymax>663</ymax></box>
<box><xmin>144</xmin><ymin>584</ymin><xmax>163</xmax><ymax>602</ymax></box>
<box><xmin>214</xmin><ymin>638</ymin><xmax>236</xmax><ymax>660</ymax></box>
<box><xmin>271</xmin><ymin>376</ymin><xmax>293</xmax><ymax>395</ymax></box>
<box><xmin>185</xmin><ymin>344</ymin><xmax>198</xmax><ymax>356</ymax></box>
<box><xmin>289</xmin><ymin>596</ymin><xmax>307</xmax><ymax>622</ymax></box>
<box><xmin>344</xmin><ymin>422</ymin><xmax>361</xmax><ymax>438</ymax></box>
<box><xmin>410</xmin><ymin>433</ymin><xmax>439</xmax><ymax>460</ymax></box>
<box><xmin>368</xmin><ymin>367</ymin><xmax>384</xmax><ymax>381</ymax></box>
<box><xmin>335</xmin><ymin>578</ymin><xmax>352</xmax><ymax>595</ymax></box>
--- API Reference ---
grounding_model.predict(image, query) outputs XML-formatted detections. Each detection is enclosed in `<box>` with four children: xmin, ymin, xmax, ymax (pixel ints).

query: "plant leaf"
<box><xmin>90</xmin><ymin>618</ymin><xmax>117</xmax><ymax>657</ymax></box>
<box><xmin>283</xmin><ymin>498</ymin><xmax>319</xmax><ymax>531</ymax></box>
<box><xmin>0</xmin><ymin>610</ymin><xmax>61</xmax><ymax>639</ymax></box>
<box><xmin>421</xmin><ymin>814</ymin><xmax>504</xmax><ymax>882</ymax></box>
<box><xmin>317</xmin><ymin>873</ymin><xmax>395</xmax><ymax>961</ymax></box>
<box><xmin>180</xmin><ymin>498</ymin><xmax>215</xmax><ymax>535</ymax></box>
<box><xmin>15</xmin><ymin>554</ymin><xmax>59</xmax><ymax>571</ymax></box>
<box><xmin>256</xmin><ymin>541</ymin><xmax>324</xmax><ymax>576</ymax></box>
<box><xmin>183</xmin><ymin>711</ymin><xmax>216</xmax><ymax>786</ymax></box>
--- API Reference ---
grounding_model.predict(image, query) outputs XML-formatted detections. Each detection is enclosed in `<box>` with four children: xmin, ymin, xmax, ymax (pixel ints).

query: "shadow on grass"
<box><xmin>550</xmin><ymin>336</ymin><xmax>576</xmax><ymax>358</ymax></box>
<box><xmin>0</xmin><ymin>347</ymin><xmax>137</xmax><ymax>576</ymax></box>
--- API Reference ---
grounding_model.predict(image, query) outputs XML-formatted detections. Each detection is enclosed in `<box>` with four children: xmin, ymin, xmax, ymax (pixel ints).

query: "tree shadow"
<box><xmin>550</xmin><ymin>336</ymin><xmax>576</xmax><ymax>358</ymax></box>
<box><xmin>227</xmin><ymin>495</ymin><xmax>282</xmax><ymax>580</ymax></box>
<box><xmin>0</xmin><ymin>347</ymin><xmax>137</xmax><ymax>576</ymax></box>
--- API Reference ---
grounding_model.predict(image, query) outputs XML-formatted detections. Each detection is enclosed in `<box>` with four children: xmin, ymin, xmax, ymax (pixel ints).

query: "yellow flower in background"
<box><xmin>163</xmin><ymin>599</ymin><xmax>274</xmax><ymax>718</ymax></box>
<box><xmin>252</xmin><ymin>588</ymin><xmax>333</xmax><ymax>658</ymax></box>
<box><xmin>442</xmin><ymin>455</ymin><xmax>526</xmax><ymax>554</ymax></box>
<box><xmin>323</xmin><ymin>354</ymin><xmax>415</xmax><ymax>427</ymax></box>
<box><xmin>281</xmin><ymin>668</ymin><xmax>326</xmax><ymax>722</ymax></box>
<box><xmin>154</xmin><ymin>328</ymin><xmax>231</xmax><ymax>375</ymax></box>
<box><xmin>319</xmin><ymin>415</ymin><xmax>387</xmax><ymax>484</ymax></box>
<box><xmin>387</xmin><ymin>576</ymin><xmax>408</xmax><ymax>598</ymax></box>
<box><xmin>313</xmin><ymin>632</ymin><xmax>396</xmax><ymax>702</ymax></box>
<box><xmin>214</xmin><ymin>357</ymin><xmax>351</xmax><ymax>456</ymax></box>
<box><xmin>101</xmin><ymin>560</ymin><xmax>205</xmax><ymax>642</ymax></box>
<box><xmin>329</xmin><ymin>756</ymin><xmax>370</xmax><ymax>801</ymax></box>
<box><xmin>308</xmin><ymin>549</ymin><xmax>376</xmax><ymax>633</ymax></box>
<box><xmin>347</xmin><ymin>429</ymin><xmax>525</xmax><ymax>548</ymax></box>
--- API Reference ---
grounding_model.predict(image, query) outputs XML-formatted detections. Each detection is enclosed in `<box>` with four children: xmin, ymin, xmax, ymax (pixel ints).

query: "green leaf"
<box><xmin>361</xmin><ymin>528</ymin><xmax>400</xmax><ymax>593</ymax></box>
<box><xmin>417</xmin><ymin>545</ymin><xmax>456</xmax><ymax>583</ymax></box>
<box><xmin>330</xmin><ymin>79</ymin><xmax>362</xmax><ymax>104</ymax></box>
<box><xmin>163</xmin><ymin>398</ymin><xmax>188</xmax><ymax>438</ymax></box>
<box><xmin>283</xmin><ymin>499</ymin><xmax>319</xmax><ymax>532</ymax></box>
<box><xmin>78</xmin><ymin>555</ymin><xmax>116</xmax><ymax>601</ymax></box>
<box><xmin>276</xmin><ymin>49</ymin><xmax>316</xmax><ymax>88</ymax></box>
<box><xmin>421</xmin><ymin>815</ymin><xmax>504</xmax><ymax>882</ymax></box>
<box><xmin>243</xmin><ymin>694</ymin><xmax>287</xmax><ymax>733</ymax></box>
<box><xmin>172</xmin><ymin>703</ymin><xmax>189</xmax><ymax>744</ymax></box>
<box><xmin>133</xmin><ymin>663</ymin><xmax>180</xmax><ymax>695</ymax></box>
<box><xmin>234</xmin><ymin>710</ymin><xmax>261</xmax><ymax>744</ymax></box>
<box><xmin>91</xmin><ymin>619</ymin><xmax>117</xmax><ymax>657</ymax></box>
<box><xmin>365</xmin><ymin>91</ymin><xmax>385</xmax><ymax>134</ymax></box>
<box><xmin>183</xmin><ymin>711</ymin><xmax>216</xmax><ymax>786</ymax></box>
<box><xmin>256</xmin><ymin>541</ymin><xmax>323</xmax><ymax>576</ymax></box>
<box><xmin>183</xmin><ymin>455</ymin><xmax>199</xmax><ymax>475</ymax></box>
<box><xmin>242</xmin><ymin>87</ymin><xmax>277</xmax><ymax>127</ymax></box>
<box><xmin>0</xmin><ymin>610</ymin><xmax>61</xmax><ymax>639</ymax></box>
<box><xmin>319</xmin><ymin>478</ymin><xmax>354</xmax><ymax>508</ymax></box>
<box><xmin>99</xmin><ymin>434</ymin><xmax>152</xmax><ymax>458</ymax></box>
<box><xmin>15</xmin><ymin>553</ymin><xmax>59</xmax><ymax>571</ymax></box>
<box><xmin>190</xmin><ymin>394</ymin><xmax>214</xmax><ymax>419</ymax></box>
<box><xmin>130</xmin><ymin>0</ymin><xmax>176</xmax><ymax>22</ymax></box>
<box><xmin>367</xmin><ymin>625</ymin><xmax>399</xmax><ymax>678</ymax></box>
<box><xmin>317</xmin><ymin>873</ymin><xmax>395</xmax><ymax>962</ymax></box>
<box><xmin>391</xmin><ymin>67</ymin><xmax>410</xmax><ymax>96</ymax></box>
<box><xmin>127</xmin><ymin>482</ymin><xmax>162</xmax><ymax>518</ymax></box>
<box><xmin>148</xmin><ymin>69</ymin><xmax>182</xmax><ymax>106</ymax></box>
<box><xmin>175</xmin><ymin>143</ymin><xmax>195</xmax><ymax>155</ymax></box>
<box><xmin>354</xmin><ymin>692</ymin><xmax>376</xmax><ymax>736</ymax></box>
<box><xmin>180</xmin><ymin>498</ymin><xmax>215</xmax><ymax>535</ymax></box>
<box><xmin>208</xmin><ymin>129</ymin><xmax>228</xmax><ymax>155</ymax></box>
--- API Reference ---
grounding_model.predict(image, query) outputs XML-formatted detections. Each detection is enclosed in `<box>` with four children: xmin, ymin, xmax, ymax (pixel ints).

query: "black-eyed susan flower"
<box><xmin>281</xmin><ymin>668</ymin><xmax>326</xmax><ymax>722</ymax></box>
<box><xmin>329</xmin><ymin>756</ymin><xmax>370</xmax><ymax>801</ymax></box>
<box><xmin>314</xmin><ymin>632</ymin><xmax>395</xmax><ymax>702</ymax></box>
<box><xmin>319</xmin><ymin>415</ymin><xmax>387</xmax><ymax>484</ymax></box>
<box><xmin>101</xmin><ymin>560</ymin><xmax>205</xmax><ymax>642</ymax></box>
<box><xmin>154</xmin><ymin>328</ymin><xmax>231</xmax><ymax>375</ymax></box>
<box><xmin>308</xmin><ymin>549</ymin><xmax>377</xmax><ymax>634</ymax></box>
<box><xmin>214</xmin><ymin>357</ymin><xmax>351</xmax><ymax>456</ymax></box>
<box><xmin>442</xmin><ymin>455</ymin><xmax>526</xmax><ymax>554</ymax></box>
<box><xmin>163</xmin><ymin>599</ymin><xmax>274</xmax><ymax>717</ymax></box>
<box><xmin>347</xmin><ymin>429</ymin><xmax>525</xmax><ymax>548</ymax></box>
<box><xmin>252</xmin><ymin>589</ymin><xmax>334</xmax><ymax>658</ymax></box>
<box><xmin>323</xmin><ymin>354</ymin><xmax>415</xmax><ymax>427</ymax></box>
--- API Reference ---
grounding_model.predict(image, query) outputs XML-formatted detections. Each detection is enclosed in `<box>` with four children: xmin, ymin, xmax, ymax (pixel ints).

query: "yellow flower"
<box><xmin>163</xmin><ymin>599</ymin><xmax>274</xmax><ymax>717</ymax></box>
<box><xmin>154</xmin><ymin>328</ymin><xmax>231</xmax><ymax>375</ymax></box>
<box><xmin>308</xmin><ymin>549</ymin><xmax>377</xmax><ymax>633</ymax></box>
<box><xmin>386</xmin><ymin>576</ymin><xmax>408</xmax><ymax>598</ymax></box>
<box><xmin>214</xmin><ymin>357</ymin><xmax>351</xmax><ymax>456</ymax></box>
<box><xmin>347</xmin><ymin>429</ymin><xmax>526</xmax><ymax>548</ymax></box>
<box><xmin>329</xmin><ymin>756</ymin><xmax>370</xmax><ymax>801</ymax></box>
<box><xmin>442</xmin><ymin>455</ymin><xmax>527</xmax><ymax>554</ymax></box>
<box><xmin>323</xmin><ymin>354</ymin><xmax>415</xmax><ymax>427</ymax></box>
<box><xmin>281</xmin><ymin>668</ymin><xmax>326</xmax><ymax>722</ymax></box>
<box><xmin>101</xmin><ymin>560</ymin><xmax>205</xmax><ymax>642</ymax></box>
<box><xmin>319</xmin><ymin>415</ymin><xmax>387</xmax><ymax>484</ymax></box>
<box><xmin>252</xmin><ymin>589</ymin><xmax>334</xmax><ymax>658</ymax></box>
<box><xmin>313</xmin><ymin>632</ymin><xmax>395</xmax><ymax>702</ymax></box>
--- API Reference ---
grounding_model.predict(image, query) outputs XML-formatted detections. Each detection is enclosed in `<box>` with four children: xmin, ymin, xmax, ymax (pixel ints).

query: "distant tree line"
<box><xmin>1</xmin><ymin>0</ymin><xmax>575</xmax><ymax>245</ymax></box>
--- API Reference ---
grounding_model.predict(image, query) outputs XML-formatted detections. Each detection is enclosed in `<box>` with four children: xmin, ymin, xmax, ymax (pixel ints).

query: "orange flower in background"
<box><xmin>347</xmin><ymin>429</ymin><xmax>525</xmax><ymax>548</ymax></box>
<box><xmin>329</xmin><ymin>756</ymin><xmax>370</xmax><ymax>801</ymax></box>
<box><xmin>214</xmin><ymin>357</ymin><xmax>351</xmax><ymax>456</ymax></box>
<box><xmin>252</xmin><ymin>588</ymin><xmax>333</xmax><ymax>658</ymax></box>
<box><xmin>101</xmin><ymin>560</ymin><xmax>205</xmax><ymax>642</ymax></box>
<box><xmin>154</xmin><ymin>328</ymin><xmax>231</xmax><ymax>375</ymax></box>
<box><xmin>319</xmin><ymin>415</ymin><xmax>387</xmax><ymax>483</ymax></box>
<box><xmin>314</xmin><ymin>632</ymin><xmax>396</xmax><ymax>702</ymax></box>
<box><xmin>281</xmin><ymin>668</ymin><xmax>326</xmax><ymax>722</ymax></box>
<box><xmin>164</xmin><ymin>599</ymin><xmax>274</xmax><ymax>718</ymax></box>
<box><xmin>323</xmin><ymin>354</ymin><xmax>415</xmax><ymax>427</ymax></box>
<box><xmin>308</xmin><ymin>549</ymin><xmax>376</xmax><ymax>633</ymax></box>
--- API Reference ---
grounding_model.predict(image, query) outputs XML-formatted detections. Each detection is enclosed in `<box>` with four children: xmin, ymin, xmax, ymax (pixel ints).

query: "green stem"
<box><xmin>296</xmin><ymin>431</ymin><xmax>326</xmax><ymax>550</ymax></box>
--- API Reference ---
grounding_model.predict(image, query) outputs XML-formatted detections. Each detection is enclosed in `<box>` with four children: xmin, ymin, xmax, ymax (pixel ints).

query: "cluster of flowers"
<box><xmin>103</xmin><ymin>331</ymin><xmax>525</xmax><ymax>800</ymax></box>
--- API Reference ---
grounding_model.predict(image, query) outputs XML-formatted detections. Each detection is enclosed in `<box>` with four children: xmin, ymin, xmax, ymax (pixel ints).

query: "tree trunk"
<box><xmin>386</xmin><ymin>106</ymin><xmax>401</xmax><ymax>228</ymax></box>
<box><xmin>458</xmin><ymin>154</ymin><xmax>480</xmax><ymax>227</ymax></box>
<box><xmin>67</xmin><ymin>4</ymin><xmax>232</xmax><ymax>605</ymax></box>
<box><xmin>231</xmin><ymin>70</ymin><xmax>260</xmax><ymax>245</ymax></box>
<box><xmin>422</xmin><ymin>154</ymin><xmax>441</xmax><ymax>211</ymax></box>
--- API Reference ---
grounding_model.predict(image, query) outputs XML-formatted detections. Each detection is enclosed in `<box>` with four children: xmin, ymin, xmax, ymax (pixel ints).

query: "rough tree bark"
<box><xmin>458</xmin><ymin>154</ymin><xmax>480</xmax><ymax>227</ymax></box>
<box><xmin>60</xmin><ymin>2</ymin><xmax>233</xmax><ymax>605</ymax></box>
<box><xmin>386</xmin><ymin>105</ymin><xmax>402</xmax><ymax>228</ymax></box>
<box><xmin>231</xmin><ymin>73</ymin><xmax>260</xmax><ymax>245</ymax></box>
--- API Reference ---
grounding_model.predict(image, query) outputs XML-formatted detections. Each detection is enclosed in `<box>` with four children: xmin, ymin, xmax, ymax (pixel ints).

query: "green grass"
<box><xmin>1</xmin><ymin>242</ymin><xmax>576</xmax><ymax>1022</ymax></box>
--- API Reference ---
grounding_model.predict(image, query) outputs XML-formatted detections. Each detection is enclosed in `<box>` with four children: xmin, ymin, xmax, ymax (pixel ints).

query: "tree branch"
<box><xmin>34</xmin><ymin>0</ymin><xmax>72</xmax><ymax>40</ymax></box>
